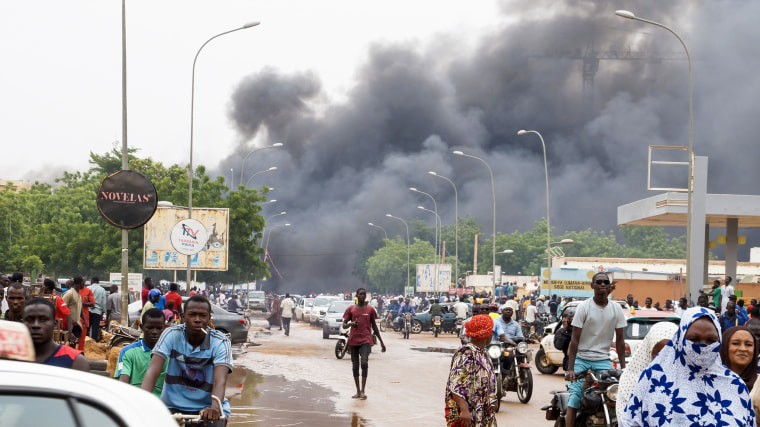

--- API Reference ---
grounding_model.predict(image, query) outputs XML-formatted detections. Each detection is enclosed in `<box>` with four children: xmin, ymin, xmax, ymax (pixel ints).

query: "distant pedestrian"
<box><xmin>87</xmin><ymin>276</ymin><xmax>106</xmax><ymax>341</ymax></box>
<box><xmin>281</xmin><ymin>293</ymin><xmax>295</xmax><ymax>336</ymax></box>
<box><xmin>106</xmin><ymin>284</ymin><xmax>122</xmax><ymax>326</ymax></box>
<box><xmin>266</xmin><ymin>294</ymin><xmax>282</xmax><ymax>330</ymax></box>
<box><xmin>142</xmin><ymin>277</ymin><xmax>154</xmax><ymax>307</ymax></box>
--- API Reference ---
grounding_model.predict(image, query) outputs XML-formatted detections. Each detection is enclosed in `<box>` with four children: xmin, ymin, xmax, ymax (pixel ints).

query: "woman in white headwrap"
<box><xmin>615</xmin><ymin>321</ymin><xmax>678</xmax><ymax>422</ymax></box>
<box><xmin>620</xmin><ymin>307</ymin><xmax>755</xmax><ymax>427</ymax></box>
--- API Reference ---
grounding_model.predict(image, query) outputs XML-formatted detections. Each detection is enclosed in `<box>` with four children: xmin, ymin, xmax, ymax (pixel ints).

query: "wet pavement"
<box><xmin>227</xmin><ymin>366</ymin><xmax>369</xmax><ymax>426</ymax></box>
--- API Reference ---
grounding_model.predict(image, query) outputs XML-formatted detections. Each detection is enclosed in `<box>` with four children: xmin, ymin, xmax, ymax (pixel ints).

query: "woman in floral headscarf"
<box><xmin>620</xmin><ymin>307</ymin><xmax>755</xmax><ymax>427</ymax></box>
<box><xmin>445</xmin><ymin>314</ymin><xmax>497</xmax><ymax>427</ymax></box>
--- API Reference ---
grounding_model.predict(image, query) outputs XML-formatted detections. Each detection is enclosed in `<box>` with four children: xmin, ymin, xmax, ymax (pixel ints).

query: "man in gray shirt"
<box><xmin>88</xmin><ymin>277</ymin><xmax>107</xmax><ymax>341</ymax></box>
<box><xmin>564</xmin><ymin>272</ymin><xmax>627</xmax><ymax>427</ymax></box>
<box><xmin>106</xmin><ymin>284</ymin><xmax>121</xmax><ymax>326</ymax></box>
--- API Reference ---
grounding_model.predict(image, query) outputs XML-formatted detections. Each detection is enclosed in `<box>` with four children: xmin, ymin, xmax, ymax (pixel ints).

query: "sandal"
<box><xmin>352</xmin><ymin>393</ymin><xmax>361</xmax><ymax>399</ymax></box>
<box><xmin>360</xmin><ymin>393</ymin><xmax>367</xmax><ymax>400</ymax></box>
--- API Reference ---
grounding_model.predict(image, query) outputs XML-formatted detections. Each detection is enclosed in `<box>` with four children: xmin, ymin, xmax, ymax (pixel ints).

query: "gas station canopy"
<box><xmin>618</xmin><ymin>192</ymin><xmax>760</xmax><ymax>228</ymax></box>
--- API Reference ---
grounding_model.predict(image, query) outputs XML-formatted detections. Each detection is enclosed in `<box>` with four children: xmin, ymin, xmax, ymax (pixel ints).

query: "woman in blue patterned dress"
<box><xmin>445</xmin><ymin>314</ymin><xmax>497</xmax><ymax>426</ymax></box>
<box><xmin>620</xmin><ymin>307</ymin><xmax>755</xmax><ymax>427</ymax></box>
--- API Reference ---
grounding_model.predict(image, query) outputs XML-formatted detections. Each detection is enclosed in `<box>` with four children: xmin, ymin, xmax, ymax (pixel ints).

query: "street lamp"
<box><xmin>368</xmin><ymin>222</ymin><xmax>388</xmax><ymax>241</ymax></box>
<box><xmin>187</xmin><ymin>21</ymin><xmax>260</xmax><ymax>290</ymax></box>
<box><xmin>429</xmin><ymin>171</ymin><xmax>459</xmax><ymax>284</ymax></box>
<box><xmin>265</xmin><ymin>223</ymin><xmax>291</xmax><ymax>253</ymax></box>
<box><xmin>239</xmin><ymin>142</ymin><xmax>284</xmax><ymax>186</ymax></box>
<box><xmin>386</xmin><ymin>213</ymin><xmax>410</xmax><ymax>294</ymax></box>
<box><xmin>410</xmin><ymin>188</ymin><xmax>439</xmax><ymax>282</ymax></box>
<box><xmin>517</xmin><ymin>129</ymin><xmax>551</xmax><ymax>296</ymax></box>
<box><xmin>546</xmin><ymin>240</ymin><xmax>574</xmax><ymax>293</ymax></box>
<box><xmin>261</xmin><ymin>212</ymin><xmax>286</xmax><ymax>248</ymax></box>
<box><xmin>245</xmin><ymin>166</ymin><xmax>278</xmax><ymax>187</ymax></box>
<box><xmin>500</xmin><ymin>249</ymin><xmax>514</xmax><ymax>254</ymax></box>
<box><xmin>615</xmin><ymin>9</ymin><xmax>695</xmax><ymax>296</ymax></box>
<box><xmin>418</xmin><ymin>205</ymin><xmax>442</xmax><ymax>288</ymax></box>
<box><xmin>453</xmin><ymin>150</ymin><xmax>497</xmax><ymax>296</ymax></box>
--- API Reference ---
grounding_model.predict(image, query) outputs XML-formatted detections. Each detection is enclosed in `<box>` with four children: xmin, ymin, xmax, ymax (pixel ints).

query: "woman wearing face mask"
<box><xmin>620</xmin><ymin>307</ymin><xmax>755</xmax><ymax>427</ymax></box>
<box><xmin>615</xmin><ymin>321</ymin><xmax>678</xmax><ymax>423</ymax></box>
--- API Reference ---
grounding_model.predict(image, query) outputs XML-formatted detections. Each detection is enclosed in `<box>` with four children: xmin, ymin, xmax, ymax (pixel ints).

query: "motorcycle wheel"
<box><xmin>434</xmin><ymin>326</ymin><xmax>439</xmax><ymax>338</ymax></box>
<box><xmin>517</xmin><ymin>368</ymin><xmax>533</xmax><ymax>403</ymax></box>
<box><xmin>335</xmin><ymin>340</ymin><xmax>346</xmax><ymax>359</ymax></box>
<box><xmin>535</xmin><ymin>347</ymin><xmax>559</xmax><ymax>375</ymax></box>
<box><xmin>379</xmin><ymin>319</ymin><xmax>386</xmax><ymax>332</ymax></box>
<box><xmin>554</xmin><ymin>418</ymin><xmax>565</xmax><ymax>427</ymax></box>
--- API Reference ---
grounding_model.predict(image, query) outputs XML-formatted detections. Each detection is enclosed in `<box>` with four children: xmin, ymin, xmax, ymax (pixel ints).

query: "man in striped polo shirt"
<box><xmin>142</xmin><ymin>295</ymin><xmax>232</xmax><ymax>426</ymax></box>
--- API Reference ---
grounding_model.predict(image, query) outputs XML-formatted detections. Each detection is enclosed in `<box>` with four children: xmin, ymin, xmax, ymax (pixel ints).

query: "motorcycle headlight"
<box><xmin>517</xmin><ymin>341</ymin><xmax>529</xmax><ymax>354</ymax></box>
<box><xmin>487</xmin><ymin>345</ymin><xmax>502</xmax><ymax>359</ymax></box>
<box><xmin>606</xmin><ymin>384</ymin><xmax>618</xmax><ymax>402</ymax></box>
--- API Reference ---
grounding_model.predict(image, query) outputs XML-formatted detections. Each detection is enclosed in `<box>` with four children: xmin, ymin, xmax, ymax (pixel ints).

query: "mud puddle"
<box><xmin>226</xmin><ymin>367</ymin><xmax>369</xmax><ymax>426</ymax></box>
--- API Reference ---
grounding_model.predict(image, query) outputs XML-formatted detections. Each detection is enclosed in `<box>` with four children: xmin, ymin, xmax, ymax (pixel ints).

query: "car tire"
<box><xmin>323</xmin><ymin>327</ymin><xmax>329</xmax><ymax>339</ymax></box>
<box><xmin>411</xmin><ymin>320</ymin><xmax>423</xmax><ymax>334</ymax></box>
<box><xmin>535</xmin><ymin>347</ymin><xmax>559</xmax><ymax>375</ymax></box>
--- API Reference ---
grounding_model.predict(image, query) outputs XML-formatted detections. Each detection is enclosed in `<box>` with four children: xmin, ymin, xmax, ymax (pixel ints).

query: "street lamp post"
<box><xmin>453</xmin><ymin>151</ymin><xmax>497</xmax><ymax>296</ymax></box>
<box><xmin>187</xmin><ymin>22</ymin><xmax>260</xmax><ymax>291</ymax></box>
<box><xmin>368</xmin><ymin>222</ymin><xmax>388</xmax><ymax>241</ymax></box>
<box><xmin>410</xmin><ymin>188</ymin><xmax>439</xmax><ymax>290</ymax></box>
<box><xmin>517</xmin><ymin>129</ymin><xmax>551</xmax><ymax>296</ymax></box>
<box><xmin>615</xmin><ymin>9</ymin><xmax>695</xmax><ymax>297</ymax></box>
<box><xmin>239</xmin><ymin>143</ymin><xmax>284</xmax><ymax>186</ymax></box>
<box><xmin>418</xmin><ymin>205</ymin><xmax>442</xmax><ymax>289</ymax></box>
<box><xmin>386</xmin><ymin>213</ymin><xmax>410</xmax><ymax>295</ymax></box>
<box><xmin>245</xmin><ymin>166</ymin><xmax>278</xmax><ymax>187</ymax></box>
<box><xmin>429</xmin><ymin>171</ymin><xmax>458</xmax><ymax>285</ymax></box>
<box><xmin>265</xmin><ymin>223</ymin><xmax>291</xmax><ymax>253</ymax></box>
<box><xmin>261</xmin><ymin>212</ymin><xmax>287</xmax><ymax>248</ymax></box>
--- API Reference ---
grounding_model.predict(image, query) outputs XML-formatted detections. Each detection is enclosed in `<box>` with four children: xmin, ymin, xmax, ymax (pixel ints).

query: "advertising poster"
<box><xmin>143</xmin><ymin>207</ymin><xmax>229</xmax><ymax>271</ymax></box>
<box><xmin>540</xmin><ymin>268</ymin><xmax>596</xmax><ymax>297</ymax></box>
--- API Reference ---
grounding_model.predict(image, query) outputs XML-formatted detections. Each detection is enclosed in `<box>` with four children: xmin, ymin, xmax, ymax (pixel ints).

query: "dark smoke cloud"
<box><xmin>215</xmin><ymin>0</ymin><xmax>760</xmax><ymax>293</ymax></box>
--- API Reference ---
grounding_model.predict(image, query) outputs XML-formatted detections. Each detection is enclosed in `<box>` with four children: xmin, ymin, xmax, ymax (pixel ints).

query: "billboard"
<box><xmin>416</xmin><ymin>264</ymin><xmax>452</xmax><ymax>292</ymax></box>
<box><xmin>143</xmin><ymin>207</ymin><xmax>229</xmax><ymax>271</ymax></box>
<box><xmin>540</xmin><ymin>267</ymin><xmax>596</xmax><ymax>297</ymax></box>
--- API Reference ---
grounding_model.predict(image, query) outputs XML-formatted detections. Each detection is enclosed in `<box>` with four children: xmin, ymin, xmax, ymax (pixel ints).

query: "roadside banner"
<box><xmin>416</xmin><ymin>264</ymin><xmax>452</xmax><ymax>292</ymax></box>
<box><xmin>540</xmin><ymin>268</ymin><xmax>596</xmax><ymax>297</ymax></box>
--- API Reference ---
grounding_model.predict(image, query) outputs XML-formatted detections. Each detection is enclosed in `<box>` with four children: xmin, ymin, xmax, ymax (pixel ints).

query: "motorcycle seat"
<box><xmin>554</xmin><ymin>390</ymin><xmax>569</xmax><ymax>412</ymax></box>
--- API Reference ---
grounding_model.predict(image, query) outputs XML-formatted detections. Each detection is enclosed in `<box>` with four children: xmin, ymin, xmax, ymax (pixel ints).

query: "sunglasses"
<box><xmin>594</xmin><ymin>279</ymin><xmax>611</xmax><ymax>286</ymax></box>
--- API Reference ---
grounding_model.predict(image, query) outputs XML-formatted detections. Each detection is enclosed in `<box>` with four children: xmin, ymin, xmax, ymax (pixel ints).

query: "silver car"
<box><xmin>309</xmin><ymin>295</ymin><xmax>342</xmax><ymax>324</ymax></box>
<box><xmin>322</xmin><ymin>300</ymin><xmax>354</xmax><ymax>339</ymax></box>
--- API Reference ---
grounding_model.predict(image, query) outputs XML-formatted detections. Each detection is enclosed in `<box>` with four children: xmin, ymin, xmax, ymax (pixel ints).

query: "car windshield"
<box><xmin>315</xmin><ymin>297</ymin><xmax>338</xmax><ymax>306</ymax></box>
<box><xmin>328</xmin><ymin>301</ymin><xmax>352</xmax><ymax>313</ymax></box>
<box><xmin>249</xmin><ymin>292</ymin><xmax>265</xmax><ymax>299</ymax></box>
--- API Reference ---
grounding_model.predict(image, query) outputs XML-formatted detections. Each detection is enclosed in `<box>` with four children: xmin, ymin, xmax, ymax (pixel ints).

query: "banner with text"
<box><xmin>540</xmin><ymin>268</ymin><xmax>597</xmax><ymax>297</ymax></box>
<box><xmin>416</xmin><ymin>264</ymin><xmax>452</xmax><ymax>292</ymax></box>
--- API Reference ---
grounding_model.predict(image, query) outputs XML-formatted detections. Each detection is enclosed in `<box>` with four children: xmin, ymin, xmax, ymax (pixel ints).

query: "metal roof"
<box><xmin>618</xmin><ymin>192</ymin><xmax>760</xmax><ymax>227</ymax></box>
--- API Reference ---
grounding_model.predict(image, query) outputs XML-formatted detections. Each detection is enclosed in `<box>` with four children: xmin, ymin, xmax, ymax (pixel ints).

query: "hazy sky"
<box><xmin>0</xmin><ymin>0</ymin><xmax>502</xmax><ymax>182</ymax></box>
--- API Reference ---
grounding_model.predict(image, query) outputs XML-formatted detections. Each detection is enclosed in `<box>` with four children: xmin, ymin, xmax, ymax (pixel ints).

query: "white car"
<box><xmin>295</xmin><ymin>297</ymin><xmax>315</xmax><ymax>322</ymax></box>
<box><xmin>322</xmin><ymin>300</ymin><xmax>354</xmax><ymax>339</ymax></box>
<box><xmin>309</xmin><ymin>295</ymin><xmax>342</xmax><ymax>325</ymax></box>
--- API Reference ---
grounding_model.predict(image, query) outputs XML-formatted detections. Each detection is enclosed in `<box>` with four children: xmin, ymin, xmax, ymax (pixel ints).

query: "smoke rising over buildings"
<box><xmin>216</xmin><ymin>1</ymin><xmax>760</xmax><ymax>292</ymax></box>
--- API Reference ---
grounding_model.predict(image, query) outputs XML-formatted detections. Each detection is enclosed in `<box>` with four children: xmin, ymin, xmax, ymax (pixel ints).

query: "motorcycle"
<box><xmin>520</xmin><ymin>319</ymin><xmax>541</xmax><ymax>343</ymax></box>
<box><xmin>335</xmin><ymin>324</ymin><xmax>351</xmax><ymax>359</ymax></box>
<box><xmin>401</xmin><ymin>313</ymin><xmax>413</xmax><ymax>339</ymax></box>
<box><xmin>454</xmin><ymin>317</ymin><xmax>465</xmax><ymax>336</ymax></box>
<box><xmin>106</xmin><ymin>323</ymin><xmax>141</xmax><ymax>351</ymax></box>
<box><xmin>433</xmin><ymin>315</ymin><xmax>442</xmax><ymax>338</ymax></box>
<box><xmin>487</xmin><ymin>337</ymin><xmax>534</xmax><ymax>413</ymax></box>
<box><xmin>542</xmin><ymin>368</ymin><xmax>621</xmax><ymax>427</ymax></box>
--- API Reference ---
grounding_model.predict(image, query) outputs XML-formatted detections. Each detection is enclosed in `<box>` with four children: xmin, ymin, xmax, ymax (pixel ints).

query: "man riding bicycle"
<box><xmin>142</xmin><ymin>295</ymin><xmax>232</xmax><ymax>426</ymax></box>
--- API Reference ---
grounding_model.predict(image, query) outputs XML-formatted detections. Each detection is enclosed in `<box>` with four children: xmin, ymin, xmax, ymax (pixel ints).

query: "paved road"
<box><xmin>233</xmin><ymin>315</ymin><xmax>566</xmax><ymax>426</ymax></box>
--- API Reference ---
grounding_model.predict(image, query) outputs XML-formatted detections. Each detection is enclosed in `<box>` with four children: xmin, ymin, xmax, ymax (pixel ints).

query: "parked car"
<box><xmin>128</xmin><ymin>297</ymin><xmax>249</xmax><ymax>344</ymax></box>
<box><xmin>309</xmin><ymin>295</ymin><xmax>342</xmax><ymax>324</ymax></box>
<box><xmin>411</xmin><ymin>302</ymin><xmax>472</xmax><ymax>334</ymax></box>
<box><xmin>247</xmin><ymin>290</ymin><xmax>267</xmax><ymax>312</ymax></box>
<box><xmin>0</xmin><ymin>322</ymin><xmax>175</xmax><ymax>427</ymax></box>
<box><xmin>295</xmin><ymin>297</ymin><xmax>315</xmax><ymax>322</ymax></box>
<box><xmin>535</xmin><ymin>302</ymin><xmax>679</xmax><ymax>375</ymax></box>
<box><xmin>322</xmin><ymin>300</ymin><xmax>354</xmax><ymax>339</ymax></box>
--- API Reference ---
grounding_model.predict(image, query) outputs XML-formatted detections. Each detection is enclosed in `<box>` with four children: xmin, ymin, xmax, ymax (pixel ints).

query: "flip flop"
<box><xmin>360</xmin><ymin>393</ymin><xmax>367</xmax><ymax>400</ymax></box>
<box><xmin>352</xmin><ymin>393</ymin><xmax>361</xmax><ymax>399</ymax></box>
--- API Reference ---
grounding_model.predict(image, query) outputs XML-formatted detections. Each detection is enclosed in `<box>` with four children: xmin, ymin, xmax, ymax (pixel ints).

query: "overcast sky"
<box><xmin>0</xmin><ymin>0</ymin><xmax>502</xmax><ymax>182</ymax></box>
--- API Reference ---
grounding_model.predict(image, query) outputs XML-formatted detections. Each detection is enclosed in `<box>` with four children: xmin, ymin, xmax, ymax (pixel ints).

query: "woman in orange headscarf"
<box><xmin>445</xmin><ymin>314</ymin><xmax>497</xmax><ymax>426</ymax></box>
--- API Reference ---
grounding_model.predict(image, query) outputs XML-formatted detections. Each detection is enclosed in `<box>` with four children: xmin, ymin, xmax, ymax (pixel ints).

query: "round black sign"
<box><xmin>97</xmin><ymin>170</ymin><xmax>158</xmax><ymax>229</ymax></box>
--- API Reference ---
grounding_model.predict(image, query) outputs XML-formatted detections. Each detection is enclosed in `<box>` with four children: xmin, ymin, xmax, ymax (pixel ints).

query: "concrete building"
<box><xmin>0</xmin><ymin>179</ymin><xmax>32</xmax><ymax>193</ymax></box>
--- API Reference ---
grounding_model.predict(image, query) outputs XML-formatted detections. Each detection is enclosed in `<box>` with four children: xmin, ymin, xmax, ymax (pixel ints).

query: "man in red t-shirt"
<box><xmin>342</xmin><ymin>288</ymin><xmax>386</xmax><ymax>400</ymax></box>
<box><xmin>165</xmin><ymin>282</ymin><xmax>183</xmax><ymax>320</ymax></box>
<box><xmin>42</xmin><ymin>278</ymin><xmax>74</xmax><ymax>343</ymax></box>
<box><xmin>142</xmin><ymin>277</ymin><xmax>154</xmax><ymax>307</ymax></box>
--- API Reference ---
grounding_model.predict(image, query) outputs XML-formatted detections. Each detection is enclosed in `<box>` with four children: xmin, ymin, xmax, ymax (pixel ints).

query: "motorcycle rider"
<box><xmin>453</xmin><ymin>298</ymin><xmax>469</xmax><ymax>321</ymax></box>
<box><xmin>492</xmin><ymin>306</ymin><xmax>524</xmax><ymax>371</ymax></box>
<box><xmin>429</xmin><ymin>299</ymin><xmax>444</xmax><ymax>331</ymax></box>
<box><xmin>396</xmin><ymin>297</ymin><xmax>416</xmax><ymax>330</ymax></box>
<box><xmin>564</xmin><ymin>272</ymin><xmax>627</xmax><ymax>427</ymax></box>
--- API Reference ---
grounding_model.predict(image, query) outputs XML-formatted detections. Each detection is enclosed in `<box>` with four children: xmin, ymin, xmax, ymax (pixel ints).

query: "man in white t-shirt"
<box><xmin>564</xmin><ymin>272</ymin><xmax>627</xmax><ymax>427</ymax></box>
<box><xmin>721</xmin><ymin>276</ymin><xmax>735</xmax><ymax>315</ymax></box>
<box><xmin>280</xmin><ymin>293</ymin><xmax>295</xmax><ymax>336</ymax></box>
